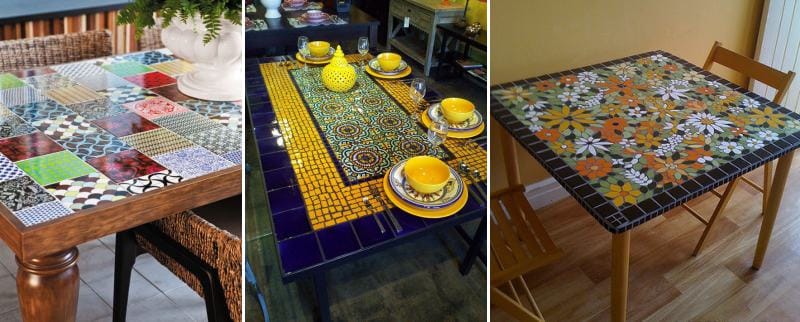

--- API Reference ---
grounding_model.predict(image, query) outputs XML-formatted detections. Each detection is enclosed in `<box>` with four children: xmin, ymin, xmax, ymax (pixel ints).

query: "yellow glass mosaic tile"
<box><xmin>261</xmin><ymin>55</ymin><xmax>487</xmax><ymax>230</ymax></box>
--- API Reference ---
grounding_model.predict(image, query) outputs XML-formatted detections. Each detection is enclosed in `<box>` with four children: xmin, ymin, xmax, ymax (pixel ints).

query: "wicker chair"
<box><xmin>113</xmin><ymin>196</ymin><xmax>242</xmax><ymax>322</ymax></box>
<box><xmin>0</xmin><ymin>30</ymin><xmax>111</xmax><ymax>72</ymax></box>
<box><xmin>138</xmin><ymin>26</ymin><xmax>164</xmax><ymax>51</ymax></box>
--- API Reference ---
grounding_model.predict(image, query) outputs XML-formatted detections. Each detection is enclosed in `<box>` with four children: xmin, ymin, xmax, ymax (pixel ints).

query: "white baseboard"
<box><xmin>523</xmin><ymin>178</ymin><xmax>570</xmax><ymax>210</ymax></box>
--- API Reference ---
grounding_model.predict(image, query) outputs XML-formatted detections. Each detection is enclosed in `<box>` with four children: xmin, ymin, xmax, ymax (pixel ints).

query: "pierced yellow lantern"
<box><xmin>321</xmin><ymin>45</ymin><xmax>356</xmax><ymax>92</ymax></box>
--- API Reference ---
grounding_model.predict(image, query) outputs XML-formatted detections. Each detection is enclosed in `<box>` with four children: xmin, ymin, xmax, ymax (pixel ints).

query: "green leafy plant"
<box><xmin>118</xmin><ymin>0</ymin><xmax>241</xmax><ymax>44</ymax></box>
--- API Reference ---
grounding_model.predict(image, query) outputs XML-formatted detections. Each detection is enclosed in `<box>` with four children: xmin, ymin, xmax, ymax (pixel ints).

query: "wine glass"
<box><xmin>297</xmin><ymin>36</ymin><xmax>310</xmax><ymax>74</ymax></box>
<box><xmin>357</xmin><ymin>37</ymin><xmax>369</xmax><ymax>70</ymax></box>
<box><xmin>409</xmin><ymin>78</ymin><xmax>426</xmax><ymax>120</ymax></box>
<box><xmin>427</xmin><ymin>118</ymin><xmax>449</xmax><ymax>155</ymax></box>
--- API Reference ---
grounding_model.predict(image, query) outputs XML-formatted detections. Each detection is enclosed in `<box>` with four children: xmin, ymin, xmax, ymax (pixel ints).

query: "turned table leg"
<box><xmin>753</xmin><ymin>151</ymin><xmax>795</xmax><ymax>269</ymax></box>
<box><xmin>611</xmin><ymin>231</ymin><xmax>631</xmax><ymax>322</ymax></box>
<box><xmin>16</xmin><ymin>247</ymin><xmax>80</xmax><ymax>322</ymax></box>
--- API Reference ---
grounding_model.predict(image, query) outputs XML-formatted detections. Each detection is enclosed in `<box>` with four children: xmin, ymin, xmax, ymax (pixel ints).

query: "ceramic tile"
<box><xmin>86</xmin><ymin>149</ymin><xmax>166</xmax><ymax>183</ymax></box>
<box><xmin>31</xmin><ymin>114</ymin><xmax>99</xmax><ymax>140</ymax></box>
<box><xmin>152</xmin><ymin>146</ymin><xmax>234</xmax><ymax>179</ymax></box>
<box><xmin>57</xmin><ymin>132</ymin><xmax>131</xmax><ymax>161</ymax></box>
<box><xmin>102</xmin><ymin>61</ymin><xmax>154</xmax><ymax>78</ymax></box>
<box><xmin>47</xmin><ymin>85</ymin><xmax>104</xmax><ymax>105</ymax></box>
<box><xmin>118</xmin><ymin>170</ymin><xmax>183</xmax><ymax>195</ymax></box>
<box><xmin>46</xmin><ymin>172</ymin><xmax>129</xmax><ymax>210</ymax></box>
<box><xmin>149</xmin><ymin>84</ymin><xmax>193</xmax><ymax>102</ymax></box>
<box><xmin>7</xmin><ymin>99</ymin><xmax>75</xmax><ymax>123</ymax></box>
<box><xmin>0</xmin><ymin>155</ymin><xmax>24</xmax><ymax>182</ymax></box>
<box><xmin>66</xmin><ymin>98</ymin><xmax>129</xmax><ymax>120</ymax></box>
<box><xmin>208</xmin><ymin>112</ymin><xmax>242</xmax><ymax>132</ymax></box>
<box><xmin>149</xmin><ymin>60</ymin><xmax>193</xmax><ymax>76</ymax></box>
<box><xmin>92</xmin><ymin>112</ymin><xmax>160</xmax><ymax>137</ymax></box>
<box><xmin>121</xmin><ymin>128</ymin><xmax>195</xmax><ymax>157</ymax></box>
<box><xmin>0</xmin><ymin>74</ymin><xmax>25</xmax><ymax>90</ymax></box>
<box><xmin>23</xmin><ymin>74</ymin><xmax>75</xmax><ymax>90</ymax></box>
<box><xmin>123</xmin><ymin>72</ymin><xmax>176</xmax><ymax>89</ymax></box>
<box><xmin>221</xmin><ymin>150</ymin><xmax>241</xmax><ymax>164</ymax></box>
<box><xmin>0</xmin><ymin>87</ymin><xmax>47</xmax><ymax>107</ymax></box>
<box><xmin>180</xmin><ymin>100</ymin><xmax>241</xmax><ymax>117</ymax></box>
<box><xmin>16</xmin><ymin>150</ymin><xmax>96</xmax><ymax>186</ymax></box>
<box><xmin>0</xmin><ymin>108</ymin><xmax>36</xmax><ymax>139</ymax></box>
<box><xmin>52</xmin><ymin>61</ymin><xmax>106</xmax><ymax>79</ymax></box>
<box><xmin>151</xmin><ymin>111</ymin><xmax>221</xmax><ymax>136</ymax></box>
<box><xmin>97</xmin><ymin>85</ymin><xmax>157</xmax><ymax>105</ymax></box>
<box><xmin>122</xmin><ymin>51</ymin><xmax>175</xmax><ymax>65</ymax></box>
<box><xmin>186</xmin><ymin>127</ymin><xmax>241</xmax><ymax>155</ymax></box>
<box><xmin>9</xmin><ymin>67</ymin><xmax>56</xmax><ymax>79</ymax></box>
<box><xmin>0</xmin><ymin>132</ymin><xmax>64</xmax><ymax>162</ymax></box>
<box><xmin>13</xmin><ymin>200</ymin><xmax>72</xmax><ymax>226</ymax></box>
<box><xmin>0</xmin><ymin>176</ymin><xmax>56</xmax><ymax>211</ymax></box>
<box><xmin>74</xmin><ymin>73</ymin><xmax>130</xmax><ymax>91</ymax></box>
<box><xmin>124</xmin><ymin>97</ymin><xmax>189</xmax><ymax>120</ymax></box>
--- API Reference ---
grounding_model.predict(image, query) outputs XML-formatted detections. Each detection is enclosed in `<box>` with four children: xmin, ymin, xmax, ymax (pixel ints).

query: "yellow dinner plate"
<box><xmin>420</xmin><ymin>107</ymin><xmax>486</xmax><ymax>139</ymax></box>
<box><xmin>365</xmin><ymin>65</ymin><xmax>412</xmax><ymax>79</ymax></box>
<box><xmin>382</xmin><ymin>170</ymin><xmax>468</xmax><ymax>219</ymax></box>
<box><xmin>296</xmin><ymin>52</ymin><xmax>332</xmax><ymax>64</ymax></box>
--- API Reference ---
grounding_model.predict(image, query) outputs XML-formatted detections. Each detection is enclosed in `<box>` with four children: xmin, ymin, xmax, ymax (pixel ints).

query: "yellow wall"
<box><xmin>490</xmin><ymin>0</ymin><xmax>765</xmax><ymax>192</ymax></box>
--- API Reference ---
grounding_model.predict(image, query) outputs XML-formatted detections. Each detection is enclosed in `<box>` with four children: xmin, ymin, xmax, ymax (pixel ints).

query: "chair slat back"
<box><xmin>703</xmin><ymin>41</ymin><xmax>795</xmax><ymax>104</ymax></box>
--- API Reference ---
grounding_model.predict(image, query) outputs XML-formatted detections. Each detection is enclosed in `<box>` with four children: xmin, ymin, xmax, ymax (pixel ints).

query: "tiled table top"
<box><xmin>0</xmin><ymin>50</ymin><xmax>242</xmax><ymax>227</ymax></box>
<box><xmin>491</xmin><ymin>50</ymin><xmax>800</xmax><ymax>233</ymax></box>
<box><xmin>248</xmin><ymin>54</ymin><xmax>486</xmax><ymax>279</ymax></box>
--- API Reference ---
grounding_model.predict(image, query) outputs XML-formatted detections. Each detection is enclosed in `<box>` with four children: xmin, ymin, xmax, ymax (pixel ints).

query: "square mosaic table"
<box><xmin>249</xmin><ymin>54</ymin><xmax>487</xmax><ymax>321</ymax></box>
<box><xmin>490</xmin><ymin>50</ymin><xmax>800</xmax><ymax>321</ymax></box>
<box><xmin>0</xmin><ymin>50</ymin><xmax>242</xmax><ymax>321</ymax></box>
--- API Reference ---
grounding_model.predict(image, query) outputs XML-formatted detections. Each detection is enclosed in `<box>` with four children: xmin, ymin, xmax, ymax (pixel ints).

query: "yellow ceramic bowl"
<box><xmin>404</xmin><ymin>156</ymin><xmax>450</xmax><ymax>194</ymax></box>
<box><xmin>377</xmin><ymin>52</ymin><xmax>402</xmax><ymax>71</ymax></box>
<box><xmin>308</xmin><ymin>41</ymin><xmax>331</xmax><ymax>57</ymax></box>
<box><xmin>440</xmin><ymin>98</ymin><xmax>475</xmax><ymax>123</ymax></box>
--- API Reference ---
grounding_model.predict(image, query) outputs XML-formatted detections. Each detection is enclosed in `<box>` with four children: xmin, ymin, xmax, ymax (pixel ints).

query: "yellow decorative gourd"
<box><xmin>321</xmin><ymin>45</ymin><xmax>356</xmax><ymax>92</ymax></box>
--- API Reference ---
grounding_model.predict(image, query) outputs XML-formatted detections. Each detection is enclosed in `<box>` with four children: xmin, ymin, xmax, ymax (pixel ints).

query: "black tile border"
<box><xmin>491</xmin><ymin>50</ymin><xmax>800</xmax><ymax>234</ymax></box>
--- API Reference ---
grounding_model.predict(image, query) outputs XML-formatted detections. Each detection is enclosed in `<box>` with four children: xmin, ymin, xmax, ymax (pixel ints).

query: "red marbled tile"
<box><xmin>123</xmin><ymin>71</ymin><xmax>176</xmax><ymax>89</ymax></box>
<box><xmin>92</xmin><ymin>112</ymin><xmax>160</xmax><ymax>137</ymax></box>
<box><xmin>0</xmin><ymin>132</ymin><xmax>64</xmax><ymax>161</ymax></box>
<box><xmin>86</xmin><ymin>149</ymin><xmax>166</xmax><ymax>183</ymax></box>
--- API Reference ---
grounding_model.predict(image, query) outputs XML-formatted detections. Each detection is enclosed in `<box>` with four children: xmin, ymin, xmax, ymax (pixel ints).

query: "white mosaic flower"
<box><xmin>578</xmin><ymin>93</ymin><xmax>604</xmax><ymax>109</ymax></box>
<box><xmin>746</xmin><ymin>137</ymin><xmax>765</xmax><ymax>149</ymax></box>
<box><xmin>655</xmin><ymin>85</ymin><xmax>690</xmax><ymax>101</ymax></box>
<box><xmin>683</xmin><ymin>70</ymin><xmax>705</xmax><ymax>82</ymax></box>
<box><xmin>663</xmin><ymin>122</ymin><xmax>687</xmax><ymax>132</ymax></box>
<box><xmin>619</xmin><ymin>138</ymin><xmax>636</xmax><ymax>148</ymax></box>
<box><xmin>718</xmin><ymin>141</ymin><xmax>743</xmax><ymax>154</ymax></box>
<box><xmin>575</xmin><ymin>137</ymin><xmax>611</xmax><ymax>156</ymax></box>
<box><xmin>696</xmin><ymin>154</ymin><xmax>713</xmax><ymax>164</ymax></box>
<box><xmin>741</xmin><ymin>98</ymin><xmax>760</xmax><ymax>108</ymax></box>
<box><xmin>558</xmin><ymin>90</ymin><xmax>580</xmax><ymax>103</ymax></box>
<box><xmin>628</xmin><ymin>106</ymin><xmax>646</xmax><ymax>118</ymax></box>
<box><xmin>610</xmin><ymin>62</ymin><xmax>638</xmax><ymax>76</ymax></box>
<box><xmin>524</xmin><ymin>110</ymin><xmax>540</xmax><ymax>122</ymax></box>
<box><xmin>670</xmin><ymin>79</ymin><xmax>690</xmax><ymax>87</ymax></box>
<box><xmin>572</xmin><ymin>83</ymin><xmax>591</xmax><ymax>94</ymax></box>
<box><xmin>577</xmin><ymin>71</ymin><xmax>599</xmax><ymax>84</ymax></box>
<box><xmin>757</xmin><ymin>130</ymin><xmax>779</xmax><ymax>141</ymax></box>
<box><xmin>528</xmin><ymin>124</ymin><xmax>543</xmax><ymax>132</ymax></box>
<box><xmin>686</xmin><ymin>112</ymin><xmax>733</xmax><ymax>135</ymax></box>
<box><xmin>624</xmin><ymin>169</ymin><xmax>653</xmax><ymax>186</ymax></box>
<box><xmin>612</xmin><ymin>158</ymin><xmax>625</xmax><ymax>166</ymax></box>
<box><xmin>707</xmin><ymin>80</ymin><xmax>722</xmax><ymax>88</ymax></box>
<box><xmin>728</xmin><ymin>106</ymin><xmax>744</xmax><ymax>114</ymax></box>
<box><xmin>650</xmin><ymin>54</ymin><xmax>667</xmax><ymax>63</ymax></box>
<box><xmin>522</xmin><ymin>100</ymin><xmax>549</xmax><ymax>112</ymax></box>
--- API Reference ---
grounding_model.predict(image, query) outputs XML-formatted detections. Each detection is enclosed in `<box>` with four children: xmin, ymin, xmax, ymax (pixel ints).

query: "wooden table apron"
<box><xmin>490</xmin><ymin>51</ymin><xmax>800</xmax><ymax>321</ymax></box>
<box><xmin>248</xmin><ymin>54</ymin><xmax>487</xmax><ymax>321</ymax></box>
<box><xmin>0</xmin><ymin>49</ymin><xmax>243</xmax><ymax>322</ymax></box>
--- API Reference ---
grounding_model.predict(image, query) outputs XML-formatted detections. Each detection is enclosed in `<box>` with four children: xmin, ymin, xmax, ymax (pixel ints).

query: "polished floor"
<box><xmin>492</xmin><ymin>153</ymin><xmax>800</xmax><ymax>321</ymax></box>
<box><xmin>244</xmin><ymin>58</ymin><xmax>487</xmax><ymax>321</ymax></box>
<box><xmin>0</xmin><ymin>234</ymin><xmax>206</xmax><ymax>321</ymax></box>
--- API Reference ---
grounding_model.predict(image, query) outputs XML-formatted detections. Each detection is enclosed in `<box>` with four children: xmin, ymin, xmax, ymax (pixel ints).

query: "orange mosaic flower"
<box><xmin>696</xmin><ymin>86</ymin><xmax>715</xmax><ymax>95</ymax></box>
<box><xmin>636</xmin><ymin>132</ymin><xmax>661</xmax><ymax>149</ymax></box>
<box><xmin>535</xmin><ymin>128</ymin><xmax>561</xmax><ymax>142</ymax></box>
<box><xmin>647</xmin><ymin>156</ymin><xmax>689</xmax><ymax>185</ymax></box>
<box><xmin>598</xmin><ymin>76</ymin><xmax>647</xmax><ymax>96</ymax></box>
<box><xmin>576</xmin><ymin>157</ymin><xmax>613</xmax><ymax>180</ymax></box>
<box><xmin>686</xmin><ymin>100</ymin><xmax>706</xmax><ymax>111</ymax></box>
<box><xmin>664</xmin><ymin>64</ymin><xmax>678</xmax><ymax>71</ymax></box>
<box><xmin>600</xmin><ymin>117</ymin><xmax>627</xmax><ymax>143</ymax></box>
<box><xmin>617</xmin><ymin>95</ymin><xmax>641</xmax><ymax>107</ymax></box>
<box><xmin>535</xmin><ymin>80</ymin><xmax>556</xmax><ymax>92</ymax></box>
<box><xmin>560</xmin><ymin>75</ymin><xmax>578</xmax><ymax>85</ymax></box>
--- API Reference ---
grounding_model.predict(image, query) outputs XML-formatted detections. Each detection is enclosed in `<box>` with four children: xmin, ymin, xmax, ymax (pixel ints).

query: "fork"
<box><xmin>363</xmin><ymin>197</ymin><xmax>386</xmax><ymax>233</ymax></box>
<box><xmin>368</xmin><ymin>183</ymin><xmax>403</xmax><ymax>233</ymax></box>
<box><xmin>459</xmin><ymin>161</ymin><xmax>486</xmax><ymax>205</ymax></box>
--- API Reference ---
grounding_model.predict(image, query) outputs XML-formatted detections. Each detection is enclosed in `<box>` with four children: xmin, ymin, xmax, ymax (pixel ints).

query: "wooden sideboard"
<box><xmin>387</xmin><ymin>0</ymin><xmax>464</xmax><ymax>76</ymax></box>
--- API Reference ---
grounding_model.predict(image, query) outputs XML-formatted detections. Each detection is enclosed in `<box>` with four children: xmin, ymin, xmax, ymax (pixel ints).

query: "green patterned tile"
<box><xmin>101</xmin><ymin>62</ymin><xmax>154</xmax><ymax>78</ymax></box>
<box><xmin>0</xmin><ymin>73</ymin><xmax>25</xmax><ymax>90</ymax></box>
<box><xmin>16</xmin><ymin>150</ymin><xmax>96</xmax><ymax>186</ymax></box>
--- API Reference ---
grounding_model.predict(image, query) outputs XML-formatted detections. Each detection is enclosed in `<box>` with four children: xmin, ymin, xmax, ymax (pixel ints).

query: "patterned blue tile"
<box><xmin>221</xmin><ymin>150</ymin><xmax>241</xmax><ymax>164</ymax></box>
<box><xmin>57</xmin><ymin>132</ymin><xmax>132</xmax><ymax>161</ymax></box>
<box><xmin>0</xmin><ymin>154</ymin><xmax>24</xmax><ymax>182</ymax></box>
<box><xmin>0</xmin><ymin>86</ymin><xmax>47</xmax><ymax>107</ymax></box>
<box><xmin>52</xmin><ymin>61</ymin><xmax>105</xmax><ymax>79</ymax></box>
<box><xmin>122</xmin><ymin>51</ymin><xmax>175</xmax><ymax>65</ymax></box>
<box><xmin>181</xmin><ymin>100</ymin><xmax>241</xmax><ymax>117</ymax></box>
<box><xmin>14</xmin><ymin>201</ymin><xmax>73</xmax><ymax>226</ymax></box>
<box><xmin>7</xmin><ymin>99</ymin><xmax>75</xmax><ymax>123</ymax></box>
<box><xmin>119</xmin><ymin>170</ymin><xmax>184</xmax><ymax>195</ymax></box>
<box><xmin>152</xmin><ymin>146</ymin><xmax>234</xmax><ymax>180</ymax></box>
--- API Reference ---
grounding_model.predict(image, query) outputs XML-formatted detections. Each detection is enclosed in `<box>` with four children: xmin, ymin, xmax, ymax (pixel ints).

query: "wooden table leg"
<box><xmin>16</xmin><ymin>247</ymin><xmax>79</xmax><ymax>322</ymax></box>
<box><xmin>753</xmin><ymin>150</ymin><xmax>795</xmax><ymax>269</ymax></box>
<box><xmin>611</xmin><ymin>231</ymin><xmax>630</xmax><ymax>322</ymax></box>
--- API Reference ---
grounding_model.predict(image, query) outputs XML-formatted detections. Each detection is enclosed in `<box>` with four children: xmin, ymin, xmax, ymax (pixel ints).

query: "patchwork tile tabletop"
<box><xmin>252</xmin><ymin>55</ymin><xmax>487</xmax><ymax>277</ymax></box>
<box><xmin>490</xmin><ymin>50</ymin><xmax>800</xmax><ymax>233</ymax></box>
<box><xmin>0</xmin><ymin>50</ymin><xmax>241</xmax><ymax>228</ymax></box>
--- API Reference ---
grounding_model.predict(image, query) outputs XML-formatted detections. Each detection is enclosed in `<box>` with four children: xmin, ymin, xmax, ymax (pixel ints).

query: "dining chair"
<box><xmin>113</xmin><ymin>196</ymin><xmax>242</xmax><ymax>322</ymax></box>
<box><xmin>138</xmin><ymin>26</ymin><xmax>164</xmax><ymax>51</ymax></box>
<box><xmin>684</xmin><ymin>41</ymin><xmax>795</xmax><ymax>256</ymax></box>
<box><xmin>490</xmin><ymin>185</ymin><xmax>562</xmax><ymax>321</ymax></box>
<box><xmin>0</xmin><ymin>30</ymin><xmax>111</xmax><ymax>72</ymax></box>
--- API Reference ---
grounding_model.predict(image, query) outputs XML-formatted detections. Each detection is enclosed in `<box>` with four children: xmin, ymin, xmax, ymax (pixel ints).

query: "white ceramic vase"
<box><xmin>261</xmin><ymin>0</ymin><xmax>282</xmax><ymax>19</ymax></box>
<box><xmin>160</xmin><ymin>16</ymin><xmax>242</xmax><ymax>102</ymax></box>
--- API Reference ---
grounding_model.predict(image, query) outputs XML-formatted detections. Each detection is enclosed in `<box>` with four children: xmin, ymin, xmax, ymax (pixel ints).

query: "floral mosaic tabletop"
<box><xmin>0</xmin><ymin>50</ymin><xmax>242</xmax><ymax>228</ymax></box>
<box><xmin>491</xmin><ymin>50</ymin><xmax>800</xmax><ymax>233</ymax></box>
<box><xmin>249</xmin><ymin>54</ymin><xmax>486</xmax><ymax>277</ymax></box>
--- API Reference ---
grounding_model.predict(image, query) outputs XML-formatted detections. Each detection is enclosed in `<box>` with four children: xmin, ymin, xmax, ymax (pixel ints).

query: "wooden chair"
<box><xmin>114</xmin><ymin>196</ymin><xmax>242</xmax><ymax>322</ymax></box>
<box><xmin>684</xmin><ymin>41</ymin><xmax>795</xmax><ymax>256</ymax></box>
<box><xmin>490</xmin><ymin>185</ymin><xmax>562</xmax><ymax>321</ymax></box>
<box><xmin>0</xmin><ymin>30</ymin><xmax>111</xmax><ymax>72</ymax></box>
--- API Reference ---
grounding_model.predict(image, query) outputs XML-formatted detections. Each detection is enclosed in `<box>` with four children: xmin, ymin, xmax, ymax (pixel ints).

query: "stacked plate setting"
<box><xmin>367</xmin><ymin>58</ymin><xmax>409</xmax><ymax>76</ymax></box>
<box><xmin>300</xmin><ymin>10</ymin><xmax>330</xmax><ymax>25</ymax></box>
<box><xmin>387</xmin><ymin>159</ymin><xmax>465</xmax><ymax>210</ymax></box>
<box><xmin>427</xmin><ymin>103</ymin><xmax>484</xmax><ymax>133</ymax></box>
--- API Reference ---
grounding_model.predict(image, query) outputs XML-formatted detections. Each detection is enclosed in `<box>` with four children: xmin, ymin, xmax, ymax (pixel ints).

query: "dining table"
<box><xmin>490</xmin><ymin>50</ymin><xmax>800</xmax><ymax>321</ymax></box>
<box><xmin>0</xmin><ymin>49</ymin><xmax>242</xmax><ymax>321</ymax></box>
<box><xmin>246</xmin><ymin>52</ymin><xmax>487</xmax><ymax>321</ymax></box>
